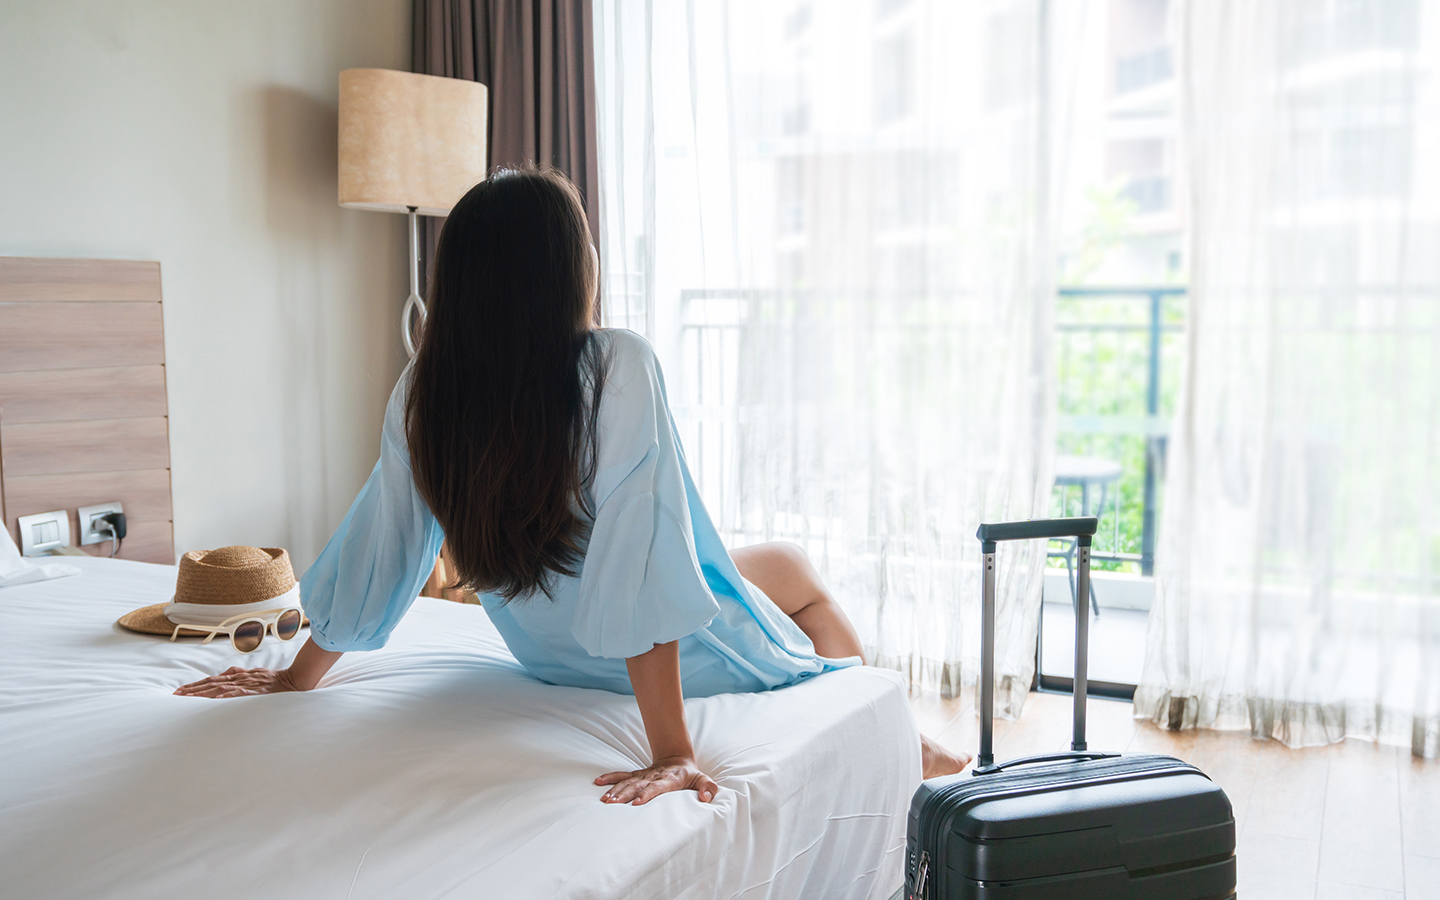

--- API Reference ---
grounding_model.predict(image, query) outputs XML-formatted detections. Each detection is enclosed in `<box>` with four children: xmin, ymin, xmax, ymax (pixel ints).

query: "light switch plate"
<box><xmin>17</xmin><ymin>510</ymin><xmax>70</xmax><ymax>556</ymax></box>
<box><xmin>78</xmin><ymin>501</ymin><xmax>124</xmax><ymax>546</ymax></box>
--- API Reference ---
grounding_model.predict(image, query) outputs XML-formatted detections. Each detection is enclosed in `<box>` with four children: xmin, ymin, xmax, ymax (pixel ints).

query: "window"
<box><xmin>873</xmin><ymin>30</ymin><xmax>914</xmax><ymax>125</ymax></box>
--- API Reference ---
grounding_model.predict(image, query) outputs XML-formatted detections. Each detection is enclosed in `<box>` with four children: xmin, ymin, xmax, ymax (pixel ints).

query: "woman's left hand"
<box><xmin>595</xmin><ymin>756</ymin><xmax>719</xmax><ymax>805</ymax></box>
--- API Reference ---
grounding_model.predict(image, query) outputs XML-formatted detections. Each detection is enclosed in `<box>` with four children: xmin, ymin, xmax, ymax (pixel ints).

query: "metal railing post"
<box><xmin>1140</xmin><ymin>290</ymin><xmax>1162</xmax><ymax>576</ymax></box>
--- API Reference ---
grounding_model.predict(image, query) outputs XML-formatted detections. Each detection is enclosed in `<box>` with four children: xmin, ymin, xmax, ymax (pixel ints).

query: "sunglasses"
<box><xmin>169</xmin><ymin>607</ymin><xmax>304</xmax><ymax>653</ymax></box>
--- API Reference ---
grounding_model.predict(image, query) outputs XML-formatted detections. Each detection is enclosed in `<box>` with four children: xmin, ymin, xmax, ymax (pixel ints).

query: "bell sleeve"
<box><xmin>570</xmin><ymin>330</ymin><xmax>722</xmax><ymax>659</ymax></box>
<box><xmin>299</xmin><ymin>368</ymin><xmax>445</xmax><ymax>652</ymax></box>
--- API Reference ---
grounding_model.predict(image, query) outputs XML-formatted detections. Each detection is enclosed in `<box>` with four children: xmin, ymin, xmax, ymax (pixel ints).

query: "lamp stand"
<box><xmin>402</xmin><ymin>205</ymin><xmax>427</xmax><ymax>358</ymax></box>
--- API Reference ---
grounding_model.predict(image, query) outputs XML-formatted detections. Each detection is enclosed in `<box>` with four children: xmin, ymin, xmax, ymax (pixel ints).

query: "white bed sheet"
<box><xmin>0</xmin><ymin>557</ymin><xmax>920</xmax><ymax>899</ymax></box>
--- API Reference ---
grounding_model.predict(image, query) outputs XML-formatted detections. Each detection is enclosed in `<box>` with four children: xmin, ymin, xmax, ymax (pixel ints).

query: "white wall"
<box><xmin>0</xmin><ymin>0</ymin><xmax>412</xmax><ymax>570</ymax></box>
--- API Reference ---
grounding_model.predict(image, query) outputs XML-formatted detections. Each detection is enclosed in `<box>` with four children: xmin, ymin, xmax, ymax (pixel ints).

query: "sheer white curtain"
<box><xmin>595</xmin><ymin>0</ymin><xmax>1069</xmax><ymax>712</ymax></box>
<box><xmin>1137</xmin><ymin>0</ymin><xmax>1440</xmax><ymax>755</ymax></box>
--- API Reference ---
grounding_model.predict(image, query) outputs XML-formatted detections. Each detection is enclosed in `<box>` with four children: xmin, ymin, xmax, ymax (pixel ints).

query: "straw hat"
<box><xmin>117</xmin><ymin>546</ymin><xmax>307</xmax><ymax>637</ymax></box>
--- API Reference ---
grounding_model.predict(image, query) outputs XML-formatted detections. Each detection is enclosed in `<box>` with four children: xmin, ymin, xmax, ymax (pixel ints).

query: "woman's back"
<box><xmin>300</xmin><ymin>327</ymin><xmax>856</xmax><ymax>697</ymax></box>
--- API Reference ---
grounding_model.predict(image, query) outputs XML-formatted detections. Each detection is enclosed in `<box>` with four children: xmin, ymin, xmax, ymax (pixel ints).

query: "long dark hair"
<box><xmin>406</xmin><ymin>167</ymin><xmax>605</xmax><ymax>600</ymax></box>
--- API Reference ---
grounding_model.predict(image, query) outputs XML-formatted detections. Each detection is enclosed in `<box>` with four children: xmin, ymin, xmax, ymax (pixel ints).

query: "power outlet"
<box><xmin>17</xmin><ymin>510</ymin><xmax>70</xmax><ymax>557</ymax></box>
<box><xmin>78</xmin><ymin>501</ymin><xmax>125</xmax><ymax>546</ymax></box>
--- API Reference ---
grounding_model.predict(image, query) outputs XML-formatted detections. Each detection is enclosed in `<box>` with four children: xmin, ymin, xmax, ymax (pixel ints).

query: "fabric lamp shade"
<box><xmin>338</xmin><ymin>68</ymin><xmax>488</xmax><ymax>216</ymax></box>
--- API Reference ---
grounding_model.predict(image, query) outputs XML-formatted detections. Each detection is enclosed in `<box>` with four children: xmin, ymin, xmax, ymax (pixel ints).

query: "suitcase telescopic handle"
<box><xmin>976</xmin><ymin>516</ymin><xmax>1098</xmax><ymax>772</ymax></box>
<box><xmin>971</xmin><ymin>750</ymin><xmax>1120</xmax><ymax>776</ymax></box>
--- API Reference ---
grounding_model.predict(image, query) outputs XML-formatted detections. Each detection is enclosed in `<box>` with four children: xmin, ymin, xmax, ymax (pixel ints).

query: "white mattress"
<box><xmin>0</xmin><ymin>556</ymin><xmax>920</xmax><ymax>899</ymax></box>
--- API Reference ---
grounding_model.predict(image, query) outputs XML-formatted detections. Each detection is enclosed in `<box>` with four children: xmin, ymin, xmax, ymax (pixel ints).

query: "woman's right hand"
<box><xmin>173</xmin><ymin>637</ymin><xmax>345</xmax><ymax>698</ymax></box>
<box><xmin>174</xmin><ymin>666</ymin><xmax>301</xmax><ymax>698</ymax></box>
<box><xmin>596</xmin><ymin>756</ymin><xmax>719</xmax><ymax>805</ymax></box>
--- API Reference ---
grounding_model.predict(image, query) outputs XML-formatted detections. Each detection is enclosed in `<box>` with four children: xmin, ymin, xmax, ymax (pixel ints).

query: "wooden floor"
<box><xmin>912</xmin><ymin>689</ymin><xmax>1440</xmax><ymax>899</ymax></box>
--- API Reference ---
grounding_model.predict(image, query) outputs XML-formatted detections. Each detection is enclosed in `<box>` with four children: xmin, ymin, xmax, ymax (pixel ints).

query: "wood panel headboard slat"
<box><xmin>1</xmin><ymin>417</ymin><xmax>172</xmax><ymax>477</ymax></box>
<box><xmin>0</xmin><ymin>367</ymin><xmax>168</xmax><ymax>424</ymax></box>
<box><xmin>0</xmin><ymin>303</ymin><xmax>165</xmax><ymax>372</ymax></box>
<box><xmin>4</xmin><ymin>470</ymin><xmax>173</xmax><ymax>524</ymax></box>
<box><xmin>0</xmin><ymin>258</ymin><xmax>161</xmax><ymax>302</ymax></box>
<box><xmin>102</xmin><ymin>520</ymin><xmax>174</xmax><ymax>562</ymax></box>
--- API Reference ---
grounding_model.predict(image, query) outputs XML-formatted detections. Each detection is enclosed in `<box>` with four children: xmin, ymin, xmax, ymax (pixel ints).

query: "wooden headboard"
<box><xmin>0</xmin><ymin>257</ymin><xmax>175</xmax><ymax>563</ymax></box>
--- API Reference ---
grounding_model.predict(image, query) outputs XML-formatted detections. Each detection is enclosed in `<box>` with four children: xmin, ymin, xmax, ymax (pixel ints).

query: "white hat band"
<box><xmin>164</xmin><ymin>585</ymin><xmax>301</xmax><ymax>627</ymax></box>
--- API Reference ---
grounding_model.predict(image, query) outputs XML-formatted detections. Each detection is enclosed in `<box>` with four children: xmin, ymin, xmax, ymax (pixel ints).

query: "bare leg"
<box><xmin>730</xmin><ymin>542</ymin><xmax>971</xmax><ymax>778</ymax></box>
<box><xmin>422</xmin><ymin>543</ymin><xmax>476</xmax><ymax>604</ymax></box>
<box><xmin>729</xmin><ymin>542</ymin><xmax>863</xmax><ymax>659</ymax></box>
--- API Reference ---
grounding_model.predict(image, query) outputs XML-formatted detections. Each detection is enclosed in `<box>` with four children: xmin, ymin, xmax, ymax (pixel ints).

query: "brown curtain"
<box><xmin>412</xmin><ymin>0</ymin><xmax>600</xmax><ymax>315</ymax></box>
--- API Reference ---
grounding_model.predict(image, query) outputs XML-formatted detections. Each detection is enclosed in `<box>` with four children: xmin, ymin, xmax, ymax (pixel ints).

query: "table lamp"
<box><xmin>338</xmin><ymin>68</ymin><xmax>489</xmax><ymax>357</ymax></box>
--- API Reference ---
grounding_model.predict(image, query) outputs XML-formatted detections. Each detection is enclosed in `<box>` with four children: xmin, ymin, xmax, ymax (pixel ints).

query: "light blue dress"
<box><xmin>300</xmin><ymin>328</ymin><xmax>859</xmax><ymax>697</ymax></box>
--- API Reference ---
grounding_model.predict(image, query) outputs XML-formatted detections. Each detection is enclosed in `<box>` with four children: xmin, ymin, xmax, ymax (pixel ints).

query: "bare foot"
<box><xmin>921</xmin><ymin>733</ymin><xmax>972</xmax><ymax>779</ymax></box>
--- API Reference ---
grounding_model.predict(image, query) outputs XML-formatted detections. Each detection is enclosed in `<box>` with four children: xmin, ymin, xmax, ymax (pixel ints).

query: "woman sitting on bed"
<box><xmin>175</xmin><ymin>167</ymin><xmax>970</xmax><ymax>801</ymax></box>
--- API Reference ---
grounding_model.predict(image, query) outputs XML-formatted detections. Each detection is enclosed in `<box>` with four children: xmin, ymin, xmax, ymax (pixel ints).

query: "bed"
<box><xmin>0</xmin><ymin>555</ymin><xmax>920</xmax><ymax>899</ymax></box>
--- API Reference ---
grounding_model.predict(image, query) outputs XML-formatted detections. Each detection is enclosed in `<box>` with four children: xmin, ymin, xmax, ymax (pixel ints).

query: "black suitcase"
<box><xmin>905</xmin><ymin>517</ymin><xmax>1236</xmax><ymax>899</ymax></box>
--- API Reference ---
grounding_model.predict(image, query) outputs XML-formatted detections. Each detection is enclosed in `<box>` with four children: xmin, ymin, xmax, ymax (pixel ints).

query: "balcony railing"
<box><xmin>666</xmin><ymin>285</ymin><xmax>1187</xmax><ymax>574</ymax></box>
<box><xmin>1054</xmin><ymin>286</ymin><xmax>1185</xmax><ymax>574</ymax></box>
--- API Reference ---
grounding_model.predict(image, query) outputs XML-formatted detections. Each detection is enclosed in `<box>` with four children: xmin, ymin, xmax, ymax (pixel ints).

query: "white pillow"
<box><xmin>0</xmin><ymin>525</ymin><xmax>79</xmax><ymax>588</ymax></box>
